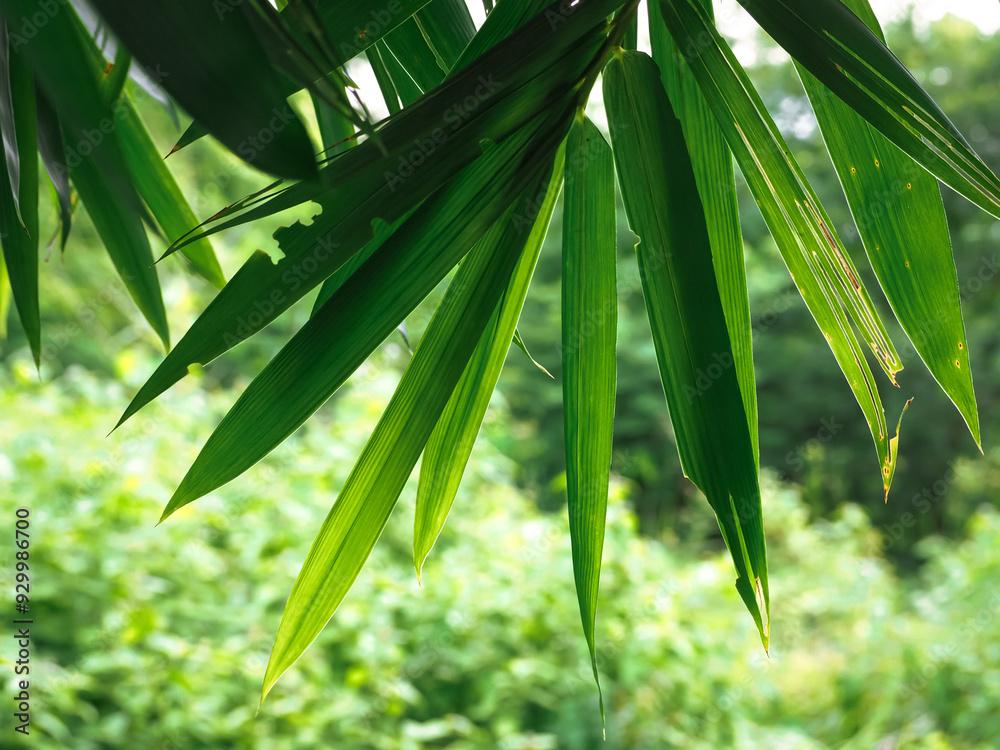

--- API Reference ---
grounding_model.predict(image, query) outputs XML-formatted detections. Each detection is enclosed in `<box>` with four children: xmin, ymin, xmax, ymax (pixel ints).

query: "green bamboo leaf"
<box><xmin>0</xmin><ymin>18</ymin><xmax>23</xmax><ymax>225</ymax></box>
<box><xmin>649</xmin><ymin>0</ymin><xmax>757</xmax><ymax>466</ymax></box>
<box><xmin>168</xmin><ymin>121</ymin><xmax>207</xmax><ymax>158</ymax></box>
<box><xmin>168</xmin><ymin>0</ymin><xmax>437</xmax><ymax>155</ymax></box>
<box><xmin>115</xmin><ymin>92</ymin><xmax>225</xmax><ymax>290</ymax></box>
<box><xmin>239</xmin><ymin>0</ymin><xmax>359</xmax><ymax>130</ymax></box>
<box><xmin>415</xmin><ymin>0</ymin><xmax>476</xmax><ymax>72</ymax></box>
<box><xmin>69</xmin><ymin>132</ymin><xmax>169</xmax><ymax>350</ymax></box>
<box><xmin>160</xmin><ymin>114</ymin><xmax>567</xmax><ymax>518</ymax></box>
<box><xmin>450</xmin><ymin>0</ymin><xmax>551</xmax><ymax>73</ymax></box>
<box><xmin>512</xmin><ymin>328</ymin><xmax>553</xmax><ymax>377</ymax></box>
<box><xmin>119</xmin><ymin>0</ymin><xmax>618</xmax><ymax>426</ymax></box>
<box><xmin>0</xmin><ymin>247</ymin><xmax>10</xmax><ymax>338</ymax></box>
<box><xmin>796</xmin><ymin>0</ymin><xmax>978</xmax><ymax>447</ymax></box>
<box><xmin>0</xmin><ymin>0</ymin><xmax>148</xmax><ymax>228</ymax></box>
<box><xmin>262</xmin><ymin>157</ymin><xmax>562</xmax><ymax>703</ymax></box>
<box><xmin>366</xmin><ymin>43</ymin><xmax>403</xmax><ymax>114</ymax></box>
<box><xmin>311</xmin><ymin>78</ymin><xmax>356</xmax><ymax>153</ymax></box>
<box><xmin>99</xmin><ymin>42</ymin><xmax>130</xmax><ymax>106</ymax></box>
<box><xmin>0</xmin><ymin>36</ymin><xmax>37</xmax><ymax>364</ymax></box>
<box><xmin>165</xmin><ymin>0</ymin><xmax>616</xmax><ymax>251</ymax></box>
<box><xmin>310</xmin><ymin>216</ymin><xmax>404</xmax><ymax>316</ymax></box>
<box><xmin>659</xmin><ymin>0</ymin><xmax>906</xmax><ymax>499</ymax></box>
<box><xmin>562</xmin><ymin>113</ymin><xmax>616</xmax><ymax>716</ymax></box>
<box><xmin>379</xmin><ymin>41</ymin><xmax>424</xmax><ymax>107</ymax></box>
<box><xmin>87</xmin><ymin>0</ymin><xmax>317</xmax><ymax>180</ymax></box>
<box><xmin>413</xmin><ymin>142</ymin><xmax>565</xmax><ymax>577</ymax></box>
<box><xmin>384</xmin><ymin>17</ymin><xmax>444</xmax><ymax>93</ymax></box>
<box><xmin>735</xmin><ymin>0</ymin><xmax>1000</xmax><ymax>222</ymax></box>
<box><xmin>309</xmin><ymin>0</ymin><xmax>434</xmax><ymax>66</ymax></box>
<box><xmin>604</xmin><ymin>49</ymin><xmax>768</xmax><ymax>645</ymax></box>
<box><xmin>34</xmin><ymin>82</ymin><xmax>71</xmax><ymax>250</ymax></box>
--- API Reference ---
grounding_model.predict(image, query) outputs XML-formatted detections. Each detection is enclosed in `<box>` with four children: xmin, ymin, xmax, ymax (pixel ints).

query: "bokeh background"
<box><xmin>3</xmin><ymin>4</ymin><xmax>1000</xmax><ymax>748</ymax></box>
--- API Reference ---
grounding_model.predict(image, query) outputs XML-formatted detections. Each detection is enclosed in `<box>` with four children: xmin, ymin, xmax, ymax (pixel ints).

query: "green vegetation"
<box><xmin>2</xmin><ymin>363</ymin><xmax>1000</xmax><ymax>747</ymax></box>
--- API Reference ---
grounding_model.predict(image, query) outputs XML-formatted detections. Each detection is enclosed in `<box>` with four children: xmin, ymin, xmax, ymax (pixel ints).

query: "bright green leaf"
<box><xmin>659</xmin><ymin>0</ymin><xmax>905</xmax><ymax>499</ymax></box>
<box><xmin>736</xmin><ymin>0</ymin><xmax>1000</xmax><ymax>222</ymax></box>
<box><xmin>414</xmin><ymin>142</ymin><xmax>565</xmax><ymax>576</ymax></box>
<box><xmin>796</xmin><ymin>0</ymin><xmax>979</xmax><ymax>447</ymax></box>
<box><xmin>561</xmin><ymin>112</ymin><xmax>616</xmax><ymax>715</ymax></box>
<box><xmin>261</xmin><ymin>154</ymin><xmax>565</xmax><ymax>703</ymax></box>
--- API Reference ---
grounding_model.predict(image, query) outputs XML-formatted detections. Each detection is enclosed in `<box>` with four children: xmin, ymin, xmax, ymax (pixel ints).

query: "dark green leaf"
<box><xmin>0</xmin><ymin>36</ymin><xmax>37</xmax><ymax>364</ymax></box>
<box><xmin>604</xmin><ymin>49</ymin><xmax>768</xmax><ymax>645</ymax></box>
<box><xmin>0</xmin><ymin>18</ymin><xmax>23</xmax><ymax>224</ymax></box>
<box><xmin>366</xmin><ymin>43</ymin><xmax>403</xmax><ymax>114</ymax></box>
<box><xmin>34</xmin><ymin>83</ymin><xmax>71</xmax><ymax>250</ymax></box>
<box><xmin>120</xmin><ymin>0</ymin><xmax>619</xmax><ymax>426</ymax></box>
<box><xmin>415</xmin><ymin>0</ymin><xmax>476</xmax><ymax>72</ymax></box>
<box><xmin>87</xmin><ymin>0</ymin><xmax>317</xmax><ymax>179</ymax></box>
<box><xmin>384</xmin><ymin>17</ymin><xmax>444</xmax><ymax>92</ymax></box>
<box><xmin>116</xmin><ymin>92</ymin><xmax>225</xmax><ymax>289</ymax></box>
<box><xmin>0</xmin><ymin>0</ymin><xmax>165</xmax><ymax>224</ymax></box>
<box><xmin>379</xmin><ymin>41</ymin><xmax>424</xmax><ymax>106</ymax></box>
<box><xmin>649</xmin><ymin>0</ymin><xmax>757</xmax><ymax>465</ymax></box>
<box><xmin>69</xmin><ymin>129</ymin><xmax>169</xmax><ymax>350</ymax></box>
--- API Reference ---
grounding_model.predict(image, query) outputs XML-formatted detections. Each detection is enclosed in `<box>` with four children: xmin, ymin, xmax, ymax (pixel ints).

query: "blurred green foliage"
<box><xmin>2</xmin><ymin>363</ymin><xmax>1000</xmax><ymax>747</ymax></box>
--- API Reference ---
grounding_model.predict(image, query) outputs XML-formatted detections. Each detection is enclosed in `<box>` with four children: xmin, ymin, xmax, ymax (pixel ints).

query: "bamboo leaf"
<box><xmin>261</xmin><ymin>156</ymin><xmax>563</xmax><ymax>702</ymax></box>
<box><xmin>0</xmin><ymin>18</ymin><xmax>23</xmax><ymax>225</ymax></box>
<box><xmin>414</xmin><ymin>142</ymin><xmax>564</xmax><ymax>576</ymax></box>
<box><xmin>450</xmin><ymin>0</ymin><xmax>552</xmax><ymax>73</ymax></box>
<box><xmin>659</xmin><ymin>0</ymin><xmax>905</xmax><ymax>499</ymax></box>
<box><xmin>0</xmin><ymin>0</ymin><xmax>148</xmax><ymax>230</ymax></box>
<box><xmin>0</xmin><ymin>247</ymin><xmax>10</xmax><ymax>338</ymax></box>
<box><xmin>796</xmin><ymin>0</ymin><xmax>978</xmax><ymax>446</ymax></box>
<box><xmin>87</xmin><ymin>0</ymin><xmax>317</xmax><ymax>179</ymax></box>
<box><xmin>561</xmin><ymin>112</ymin><xmax>616</xmax><ymax>716</ymax></box>
<box><xmin>604</xmin><ymin>49</ymin><xmax>768</xmax><ymax>645</ymax></box>
<box><xmin>119</xmin><ymin>0</ymin><xmax>619</xmax><ymax>426</ymax></box>
<box><xmin>160</xmin><ymin>114</ymin><xmax>567</xmax><ymax>518</ymax></box>
<box><xmin>168</xmin><ymin>0</ymin><xmax>437</xmax><ymax>155</ymax></box>
<box><xmin>34</xmin><ymin>82</ymin><xmax>71</xmax><ymax>250</ymax></box>
<box><xmin>310</xmin><ymin>216</ymin><xmax>404</xmax><ymax>316</ymax></box>
<box><xmin>384</xmin><ymin>17</ymin><xmax>444</xmax><ymax>93</ymax></box>
<box><xmin>366</xmin><ymin>43</ymin><xmax>403</xmax><ymax>114</ymax></box>
<box><xmin>512</xmin><ymin>328</ymin><xmax>553</xmax><ymax>377</ymax></box>
<box><xmin>0</xmin><ymin>34</ymin><xmax>37</xmax><ymax>364</ymax></box>
<box><xmin>415</xmin><ymin>0</ymin><xmax>476</xmax><ymax>72</ymax></box>
<box><xmin>735</xmin><ymin>0</ymin><xmax>1000</xmax><ymax>222</ymax></box>
<box><xmin>649</xmin><ymin>0</ymin><xmax>757</xmax><ymax>466</ymax></box>
<box><xmin>116</xmin><ymin>92</ymin><xmax>226</xmax><ymax>289</ymax></box>
<box><xmin>379</xmin><ymin>41</ymin><xmax>425</xmax><ymax>107</ymax></box>
<box><xmin>69</xmin><ymin>130</ymin><xmax>169</xmax><ymax>350</ymax></box>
